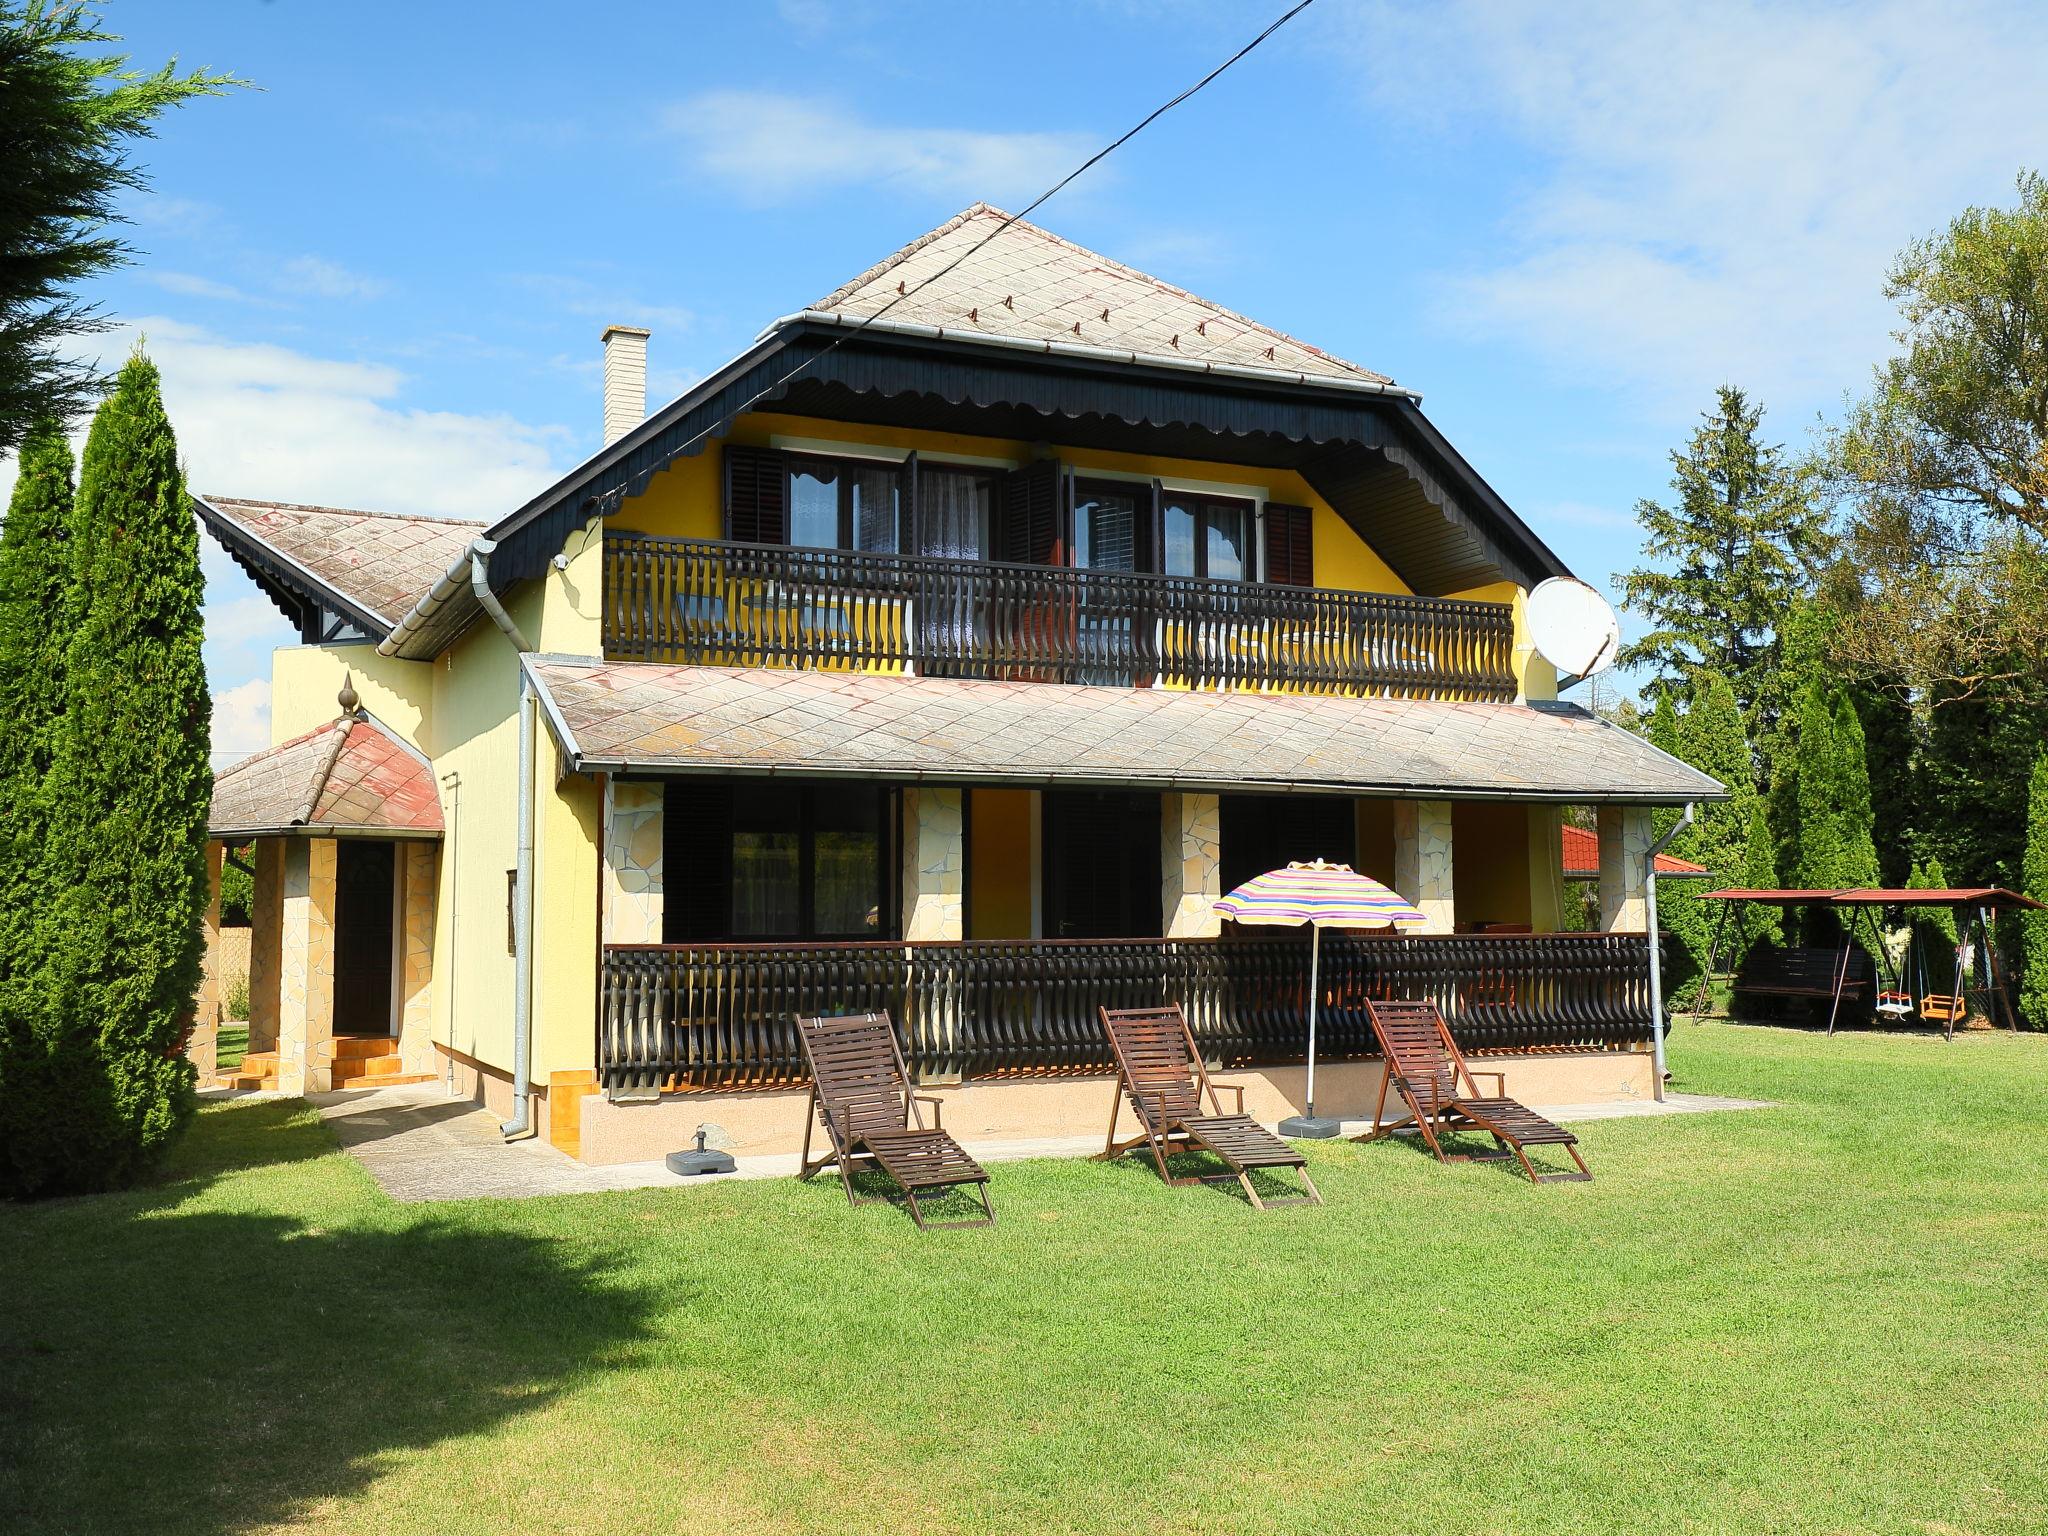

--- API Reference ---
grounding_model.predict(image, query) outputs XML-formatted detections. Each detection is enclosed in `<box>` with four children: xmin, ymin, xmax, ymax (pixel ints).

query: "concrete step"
<box><xmin>332</xmin><ymin>1071</ymin><xmax>437</xmax><ymax>1091</ymax></box>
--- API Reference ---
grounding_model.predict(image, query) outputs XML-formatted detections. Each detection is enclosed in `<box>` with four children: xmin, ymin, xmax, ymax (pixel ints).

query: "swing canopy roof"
<box><xmin>1699</xmin><ymin>887</ymin><xmax>2042</xmax><ymax>910</ymax></box>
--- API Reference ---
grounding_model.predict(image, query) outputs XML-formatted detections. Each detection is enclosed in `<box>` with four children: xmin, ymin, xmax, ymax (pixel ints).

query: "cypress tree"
<box><xmin>3</xmin><ymin>351</ymin><xmax>211</xmax><ymax>1196</ymax></box>
<box><xmin>1643</xmin><ymin>685</ymin><xmax>1684</xmax><ymax>844</ymax></box>
<box><xmin>1852</xmin><ymin>684</ymin><xmax>1917</xmax><ymax>887</ymax></box>
<box><xmin>2020</xmin><ymin>752</ymin><xmax>2048</xmax><ymax>1030</ymax></box>
<box><xmin>1906</xmin><ymin>856</ymin><xmax>1961</xmax><ymax>1000</ymax></box>
<box><xmin>0</xmin><ymin>416</ymin><xmax>77</xmax><ymax>1181</ymax></box>
<box><xmin>1659</xmin><ymin>670</ymin><xmax>1759</xmax><ymax>984</ymax></box>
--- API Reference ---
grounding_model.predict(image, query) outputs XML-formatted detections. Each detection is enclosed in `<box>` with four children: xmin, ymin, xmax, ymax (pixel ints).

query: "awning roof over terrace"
<box><xmin>525</xmin><ymin>657</ymin><xmax>1728</xmax><ymax>804</ymax></box>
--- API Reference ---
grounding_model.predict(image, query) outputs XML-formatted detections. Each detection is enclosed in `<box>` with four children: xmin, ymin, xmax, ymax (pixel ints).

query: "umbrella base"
<box><xmin>1279</xmin><ymin>1115</ymin><xmax>1343</xmax><ymax>1140</ymax></box>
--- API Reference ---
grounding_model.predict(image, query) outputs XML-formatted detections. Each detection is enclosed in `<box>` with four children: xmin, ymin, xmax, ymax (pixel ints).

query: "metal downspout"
<box><xmin>468</xmin><ymin>537</ymin><xmax>538</xmax><ymax>1141</ymax></box>
<box><xmin>1642</xmin><ymin>802</ymin><xmax>1695</xmax><ymax>1102</ymax></box>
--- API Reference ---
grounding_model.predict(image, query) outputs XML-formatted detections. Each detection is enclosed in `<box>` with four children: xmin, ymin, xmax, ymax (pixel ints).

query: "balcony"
<box><xmin>601</xmin><ymin>534</ymin><xmax>1519</xmax><ymax>700</ymax></box>
<box><xmin>598</xmin><ymin>931</ymin><xmax>1654</xmax><ymax>1095</ymax></box>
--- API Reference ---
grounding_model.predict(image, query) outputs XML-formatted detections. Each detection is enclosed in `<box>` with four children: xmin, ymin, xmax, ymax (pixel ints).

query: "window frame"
<box><xmin>1163</xmin><ymin>490</ymin><xmax>1258</xmax><ymax>582</ymax></box>
<box><xmin>783</xmin><ymin>452</ymin><xmax>904</xmax><ymax>555</ymax></box>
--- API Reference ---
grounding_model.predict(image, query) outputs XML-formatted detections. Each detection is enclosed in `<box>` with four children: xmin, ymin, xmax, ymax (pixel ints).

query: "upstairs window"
<box><xmin>917</xmin><ymin>464</ymin><xmax>997</xmax><ymax>561</ymax></box>
<box><xmin>786</xmin><ymin>454</ymin><xmax>901</xmax><ymax>553</ymax></box>
<box><xmin>1163</xmin><ymin>493</ymin><xmax>1254</xmax><ymax>581</ymax></box>
<box><xmin>1073</xmin><ymin>479</ymin><xmax>1143</xmax><ymax>573</ymax></box>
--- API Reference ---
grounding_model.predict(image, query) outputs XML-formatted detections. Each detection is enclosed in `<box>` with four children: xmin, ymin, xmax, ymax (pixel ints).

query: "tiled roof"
<box><xmin>527</xmin><ymin>660</ymin><xmax>1728</xmax><ymax>804</ymax></box>
<box><xmin>807</xmin><ymin>203</ymin><xmax>1392</xmax><ymax>389</ymax></box>
<box><xmin>210</xmin><ymin>711</ymin><xmax>442</xmax><ymax>838</ymax></box>
<box><xmin>1560</xmin><ymin>822</ymin><xmax>1710</xmax><ymax>878</ymax></box>
<box><xmin>198</xmin><ymin>496</ymin><xmax>485</xmax><ymax>629</ymax></box>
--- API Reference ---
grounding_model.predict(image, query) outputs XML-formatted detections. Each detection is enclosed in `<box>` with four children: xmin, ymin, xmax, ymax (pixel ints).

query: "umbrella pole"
<box><xmin>1280</xmin><ymin>926</ymin><xmax>1341</xmax><ymax>1139</ymax></box>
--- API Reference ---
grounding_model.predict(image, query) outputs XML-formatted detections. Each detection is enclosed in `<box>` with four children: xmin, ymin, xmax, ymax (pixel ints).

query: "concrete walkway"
<box><xmin>285</xmin><ymin>1081</ymin><xmax>1771</xmax><ymax>1204</ymax></box>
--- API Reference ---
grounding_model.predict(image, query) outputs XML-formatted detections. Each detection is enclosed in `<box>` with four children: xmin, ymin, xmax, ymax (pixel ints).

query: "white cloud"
<box><xmin>147</xmin><ymin>271</ymin><xmax>280</xmax><ymax>307</ymax></box>
<box><xmin>666</xmin><ymin>90</ymin><xmax>1096</xmax><ymax>207</ymax></box>
<box><xmin>89</xmin><ymin>316</ymin><xmax>569</xmax><ymax>520</ymax></box>
<box><xmin>276</xmin><ymin>255</ymin><xmax>389</xmax><ymax>301</ymax></box>
<box><xmin>211</xmin><ymin>677</ymin><xmax>271</xmax><ymax>763</ymax></box>
<box><xmin>1344</xmin><ymin>0</ymin><xmax>2048</xmax><ymax>417</ymax></box>
<box><xmin>509</xmin><ymin>272</ymin><xmax>694</xmax><ymax>334</ymax></box>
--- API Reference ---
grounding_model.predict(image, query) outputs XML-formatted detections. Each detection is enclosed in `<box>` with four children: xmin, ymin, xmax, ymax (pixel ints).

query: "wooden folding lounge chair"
<box><xmin>795</xmin><ymin>1011</ymin><xmax>995</xmax><ymax>1230</ymax></box>
<box><xmin>1358</xmin><ymin>999</ymin><xmax>1590</xmax><ymax>1184</ymax></box>
<box><xmin>1095</xmin><ymin>1004</ymin><xmax>1321</xmax><ymax>1210</ymax></box>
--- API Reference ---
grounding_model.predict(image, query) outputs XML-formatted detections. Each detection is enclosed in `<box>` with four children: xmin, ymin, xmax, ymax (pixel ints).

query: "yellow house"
<box><xmin>194</xmin><ymin>205</ymin><xmax>1723</xmax><ymax>1163</ymax></box>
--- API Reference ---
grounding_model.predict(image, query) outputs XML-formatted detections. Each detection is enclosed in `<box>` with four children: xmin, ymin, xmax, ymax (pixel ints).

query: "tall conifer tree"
<box><xmin>3</xmin><ymin>351</ymin><xmax>210</xmax><ymax>1195</ymax></box>
<box><xmin>1658</xmin><ymin>671</ymin><xmax>1764</xmax><ymax>982</ymax></box>
<box><xmin>2020</xmin><ymin>752</ymin><xmax>2048</xmax><ymax>1031</ymax></box>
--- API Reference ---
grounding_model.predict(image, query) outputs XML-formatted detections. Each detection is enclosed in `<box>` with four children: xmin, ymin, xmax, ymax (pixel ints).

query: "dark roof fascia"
<box><xmin>205</xmin><ymin>822</ymin><xmax>444</xmax><ymax>842</ymax></box>
<box><xmin>192</xmin><ymin>494</ymin><xmax>395</xmax><ymax>641</ymax></box>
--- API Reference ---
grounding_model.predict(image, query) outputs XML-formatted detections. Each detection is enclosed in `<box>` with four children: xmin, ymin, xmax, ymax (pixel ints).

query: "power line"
<box><xmin>591</xmin><ymin>0</ymin><xmax>1319</xmax><ymax>508</ymax></box>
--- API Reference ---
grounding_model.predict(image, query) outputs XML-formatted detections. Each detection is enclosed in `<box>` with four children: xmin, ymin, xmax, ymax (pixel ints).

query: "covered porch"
<box><xmin>198</xmin><ymin>681</ymin><xmax>443</xmax><ymax>1094</ymax></box>
<box><xmin>540</xmin><ymin>655</ymin><xmax>1721</xmax><ymax>1163</ymax></box>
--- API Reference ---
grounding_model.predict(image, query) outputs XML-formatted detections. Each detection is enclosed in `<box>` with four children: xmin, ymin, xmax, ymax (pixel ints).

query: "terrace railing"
<box><xmin>598</xmin><ymin>932</ymin><xmax>1653</xmax><ymax>1095</ymax></box>
<box><xmin>602</xmin><ymin>534</ymin><xmax>1518</xmax><ymax>701</ymax></box>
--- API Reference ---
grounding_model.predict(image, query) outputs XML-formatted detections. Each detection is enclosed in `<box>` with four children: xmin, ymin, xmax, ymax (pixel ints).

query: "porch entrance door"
<box><xmin>1043</xmin><ymin>790</ymin><xmax>1159</xmax><ymax>939</ymax></box>
<box><xmin>333</xmin><ymin>840</ymin><xmax>396</xmax><ymax>1036</ymax></box>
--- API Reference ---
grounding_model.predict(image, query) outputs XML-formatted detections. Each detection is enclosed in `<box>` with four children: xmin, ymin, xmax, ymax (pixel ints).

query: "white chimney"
<box><xmin>601</xmin><ymin>325</ymin><xmax>650</xmax><ymax>446</ymax></box>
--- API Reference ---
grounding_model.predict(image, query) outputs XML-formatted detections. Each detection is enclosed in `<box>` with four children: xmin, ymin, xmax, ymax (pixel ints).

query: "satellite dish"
<box><xmin>1526</xmin><ymin>577</ymin><xmax>1621</xmax><ymax>681</ymax></box>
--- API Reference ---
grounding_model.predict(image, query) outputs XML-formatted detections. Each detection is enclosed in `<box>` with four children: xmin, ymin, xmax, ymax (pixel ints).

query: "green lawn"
<box><xmin>6</xmin><ymin>1024</ymin><xmax>2047</xmax><ymax>1535</ymax></box>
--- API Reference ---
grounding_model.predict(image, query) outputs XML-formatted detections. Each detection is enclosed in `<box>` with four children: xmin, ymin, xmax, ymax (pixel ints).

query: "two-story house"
<box><xmin>195</xmin><ymin>205</ymin><xmax>1723</xmax><ymax>1163</ymax></box>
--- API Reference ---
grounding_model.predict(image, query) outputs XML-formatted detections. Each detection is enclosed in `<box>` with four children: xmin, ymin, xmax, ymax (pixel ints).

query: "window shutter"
<box><xmin>723</xmin><ymin>444</ymin><xmax>787</xmax><ymax>545</ymax></box>
<box><xmin>1263</xmin><ymin>502</ymin><xmax>1314</xmax><ymax>586</ymax></box>
<box><xmin>901</xmin><ymin>450</ymin><xmax>920</xmax><ymax>557</ymax></box>
<box><xmin>1000</xmin><ymin>458</ymin><xmax>1064</xmax><ymax>564</ymax></box>
<box><xmin>662</xmin><ymin>781</ymin><xmax>733</xmax><ymax>942</ymax></box>
<box><xmin>1144</xmin><ymin>479</ymin><xmax>1164</xmax><ymax>574</ymax></box>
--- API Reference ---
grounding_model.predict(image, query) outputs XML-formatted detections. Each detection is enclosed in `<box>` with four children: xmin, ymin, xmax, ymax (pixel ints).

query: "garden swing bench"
<box><xmin>1691</xmin><ymin>887</ymin><xmax>2040</xmax><ymax>1042</ymax></box>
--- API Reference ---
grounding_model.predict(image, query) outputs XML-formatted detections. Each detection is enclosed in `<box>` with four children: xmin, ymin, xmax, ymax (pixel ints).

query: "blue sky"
<box><xmin>9</xmin><ymin>0</ymin><xmax>2048</xmax><ymax>759</ymax></box>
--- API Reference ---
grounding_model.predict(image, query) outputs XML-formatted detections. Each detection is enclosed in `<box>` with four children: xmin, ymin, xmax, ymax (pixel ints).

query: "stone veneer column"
<box><xmin>900</xmin><ymin>787</ymin><xmax>965</xmax><ymax>941</ymax></box>
<box><xmin>1598</xmin><ymin>805</ymin><xmax>1653</xmax><ymax>933</ymax></box>
<box><xmin>1160</xmin><ymin>792</ymin><xmax>1222</xmax><ymax>938</ymax></box>
<box><xmin>1392</xmin><ymin>799</ymin><xmax>1456</xmax><ymax>934</ymax></box>
<box><xmin>276</xmin><ymin>837</ymin><xmax>338</xmax><ymax>1095</ymax></box>
<box><xmin>188</xmin><ymin>840</ymin><xmax>223</xmax><ymax>1080</ymax></box>
<box><xmin>248</xmin><ymin>838</ymin><xmax>284</xmax><ymax>1054</ymax></box>
<box><xmin>603</xmin><ymin>780</ymin><xmax>666</xmax><ymax>943</ymax></box>
<box><xmin>398</xmin><ymin>843</ymin><xmax>439</xmax><ymax>1076</ymax></box>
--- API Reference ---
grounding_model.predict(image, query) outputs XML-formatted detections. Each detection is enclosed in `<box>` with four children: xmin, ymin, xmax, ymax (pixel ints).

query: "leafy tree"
<box><xmin>1915</xmin><ymin>667</ymin><xmax>2048</xmax><ymax>892</ymax></box>
<box><xmin>2021</xmin><ymin>752</ymin><xmax>2048</xmax><ymax>1030</ymax></box>
<box><xmin>1</xmin><ymin>351</ymin><xmax>210</xmax><ymax>1196</ymax></box>
<box><xmin>1825</xmin><ymin>171</ymin><xmax>2048</xmax><ymax>696</ymax></box>
<box><xmin>0</xmin><ymin>2</ymin><xmax>240</xmax><ymax>451</ymax></box>
<box><xmin>217</xmin><ymin>846</ymin><xmax>252</xmax><ymax>926</ymax></box>
<box><xmin>0</xmin><ymin>416</ymin><xmax>75</xmax><ymax>1179</ymax></box>
<box><xmin>1617</xmin><ymin>386</ymin><xmax>1830</xmax><ymax>717</ymax></box>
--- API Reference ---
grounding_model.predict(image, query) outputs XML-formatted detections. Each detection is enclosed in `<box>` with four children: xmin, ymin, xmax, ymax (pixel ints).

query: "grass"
<box><xmin>5</xmin><ymin>1024</ymin><xmax>2048</xmax><ymax>1535</ymax></box>
<box><xmin>215</xmin><ymin>1022</ymin><xmax>249</xmax><ymax>1073</ymax></box>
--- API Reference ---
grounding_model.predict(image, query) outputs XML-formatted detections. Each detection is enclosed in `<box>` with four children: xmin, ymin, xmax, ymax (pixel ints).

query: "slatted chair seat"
<box><xmin>796</xmin><ymin>1011</ymin><xmax>995</xmax><ymax>1231</ymax></box>
<box><xmin>1357</xmin><ymin>999</ymin><xmax>1590</xmax><ymax>1184</ymax></box>
<box><xmin>1096</xmin><ymin>1004</ymin><xmax>1322</xmax><ymax>1211</ymax></box>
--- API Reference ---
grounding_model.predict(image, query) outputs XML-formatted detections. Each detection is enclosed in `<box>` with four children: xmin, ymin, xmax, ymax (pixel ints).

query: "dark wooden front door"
<box><xmin>1043</xmin><ymin>790</ymin><xmax>1159</xmax><ymax>939</ymax></box>
<box><xmin>333</xmin><ymin>841</ymin><xmax>396</xmax><ymax>1036</ymax></box>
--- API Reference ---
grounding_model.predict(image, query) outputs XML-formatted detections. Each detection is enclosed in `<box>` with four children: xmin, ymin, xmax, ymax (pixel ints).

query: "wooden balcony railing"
<box><xmin>598</xmin><ymin>932</ymin><xmax>1654</xmax><ymax>1095</ymax></box>
<box><xmin>602</xmin><ymin>534</ymin><xmax>1519</xmax><ymax>701</ymax></box>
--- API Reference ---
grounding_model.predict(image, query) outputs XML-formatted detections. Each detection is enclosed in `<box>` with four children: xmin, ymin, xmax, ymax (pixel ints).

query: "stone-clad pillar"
<box><xmin>1160</xmin><ymin>792</ymin><xmax>1222</xmax><ymax>937</ymax></box>
<box><xmin>604</xmin><ymin>781</ymin><xmax>666</xmax><ymax>943</ymax></box>
<box><xmin>188</xmin><ymin>840</ymin><xmax>223</xmax><ymax>1080</ymax></box>
<box><xmin>1393</xmin><ymin>799</ymin><xmax>1456</xmax><ymax>934</ymax></box>
<box><xmin>247</xmin><ymin>838</ymin><xmax>284</xmax><ymax>1054</ymax></box>
<box><xmin>900</xmin><ymin>787</ymin><xmax>965</xmax><ymax>941</ymax></box>
<box><xmin>1598</xmin><ymin>805</ymin><xmax>1653</xmax><ymax>932</ymax></box>
<box><xmin>276</xmin><ymin>837</ymin><xmax>338</xmax><ymax>1095</ymax></box>
<box><xmin>398</xmin><ymin>843</ymin><xmax>438</xmax><ymax>1076</ymax></box>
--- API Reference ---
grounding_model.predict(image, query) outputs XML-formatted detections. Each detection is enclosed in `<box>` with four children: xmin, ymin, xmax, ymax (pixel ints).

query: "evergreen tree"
<box><xmin>2020</xmin><ymin>752</ymin><xmax>2048</xmax><ymax>1030</ymax></box>
<box><xmin>1779</xmin><ymin>682</ymin><xmax>1882</xmax><ymax>948</ymax></box>
<box><xmin>1658</xmin><ymin>671</ymin><xmax>1763</xmax><ymax>984</ymax></box>
<box><xmin>1617</xmin><ymin>386</ymin><xmax>1830</xmax><ymax>718</ymax></box>
<box><xmin>1643</xmin><ymin>685</ymin><xmax>1683</xmax><ymax>844</ymax></box>
<box><xmin>1852</xmin><ymin>684</ymin><xmax>1917</xmax><ymax>887</ymax></box>
<box><xmin>1916</xmin><ymin>668</ymin><xmax>2048</xmax><ymax>891</ymax></box>
<box><xmin>0</xmin><ymin>415</ymin><xmax>76</xmax><ymax>1181</ymax></box>
<box><xmin>1906</xmin><ymin>856</ymin><xmax>1961</xmax><ymax>1000</ymax></box>
<box><xmin>1</xmin><ymin>351</ymin><xmax>210</xmax><ymax>1196</ymax></box>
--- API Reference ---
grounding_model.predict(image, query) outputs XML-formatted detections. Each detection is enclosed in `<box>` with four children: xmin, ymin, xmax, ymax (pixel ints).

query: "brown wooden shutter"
<box><xmin>723</xmin><ymin>444</ymin><xmax>787</xmax><ymax>545</ymax></box>
<box><xmin>1001</xmin><ymin>458</ymin><xmax>1065</xmax><ymax>564</ymax></box>
<box><xmin>900</xmin><ymin>450</ymin><xmax>919</xmax><ymax>556</ymax></box>
<box><xmin>662</xmin><ymin>780</ymin><xmax>733</xmax><ymax>941</ymax></box>
<box><xmin>1263</xmin><ymin>502</ymin><xmax>1314</xmax><ymax>586</ymax></box>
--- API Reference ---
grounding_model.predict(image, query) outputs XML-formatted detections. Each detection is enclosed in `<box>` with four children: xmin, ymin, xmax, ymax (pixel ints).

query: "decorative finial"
<box><xmin>337</xmin><ymin>672</ymin><xmax>360</xmax><ymax>715</ymax></box>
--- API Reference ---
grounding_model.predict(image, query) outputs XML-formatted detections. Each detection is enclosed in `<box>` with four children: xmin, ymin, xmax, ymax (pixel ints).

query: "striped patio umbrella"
<box><xmin>1215</xmin><ymin>859</ymin><xmax>1427</xmax><ymax>1137</ymax></box>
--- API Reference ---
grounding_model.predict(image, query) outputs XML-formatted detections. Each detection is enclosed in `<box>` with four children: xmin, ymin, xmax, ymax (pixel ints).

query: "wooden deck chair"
<box><xmin>795</xmin><ymin>1012</ymin><xmax>995</xmax><ymax>1230</ymax></box>
<box><xmin>1095</xmin><ymin>1005</ymin><xmax>1321</xmax><ymax>1210</ymax></box>
<box><xmin>1358</xmin><ymin>999</ymin><xmax>1590</xmax><ymax>1184</ymax></box>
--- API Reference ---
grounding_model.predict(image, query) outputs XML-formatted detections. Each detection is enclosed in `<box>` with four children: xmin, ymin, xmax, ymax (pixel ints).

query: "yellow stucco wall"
<box><xmin>269</xmin><ymin>643</ymin><xmax>435</xmax><ymax>750</ymax></box>
<box><xmin>969</xmin><ymin>788</ymin><xmax>1033</xmax><ymax>939</ymax></box>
